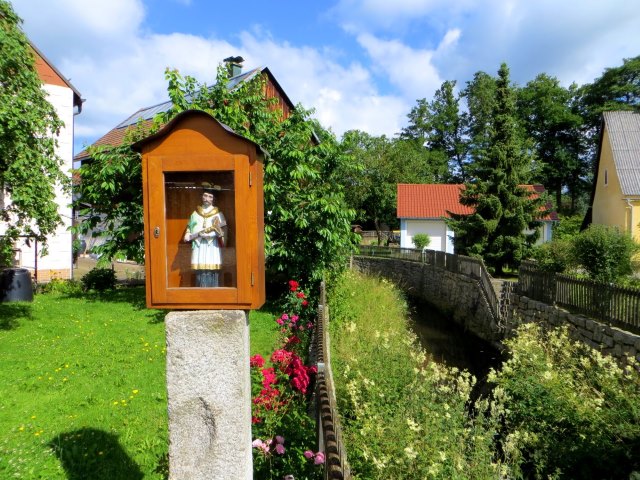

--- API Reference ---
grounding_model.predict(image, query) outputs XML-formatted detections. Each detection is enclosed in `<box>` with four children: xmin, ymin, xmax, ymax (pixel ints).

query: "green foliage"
<box><xmin>251</xmin><ymin>282</ymin><xmax>321</xmax><ymax>479</ymax></box>
<box><xmin>401</xmin><ymin>80</ymin><xmax>468</xmax><ymax>182</ymax></box>
<box><xmin>571</xmin><ymin>224</ymin><xmax>638</xmax><ymax>283</ymax></box>
<box><xmin>339</xmin><ymin>131</ymin><xmax>433</xmax><ymax>240</ymax></box>
<box><xmin>411</xmin><ymin>233</ymin><xmax>431</xmax><ymax>249</ymax></box>
<box><xmin>517</xmin><ymin>74</ymin><xmax>588</xmax><ymax>214</ymax></box>
<box><xmin>529</xmin><ymin>239</ymin><xmax>575</xmax><ymax>273</ymax></box>
<box><xmin>577</xmin><ymin>55</ymin><xmax>640</xmax><ymax>137</ymax></box>
<box><xmin>73</xmin><ymin>65</ymin><xmax>358</xmax><ymax>285</ymax></box>
<box><xmin>448</xmin><ymin>64</ymin><xmax>543</xmax><ymax>275</ymax></box>
<box><xmin>0</xmin><ymin>1</ymin><xmax>66</xmax><ymax>266</ymax></box>
<box><xmin>81</xmin><ymin>267</ymin><xmax>117</xmax><ymax>292</ymax></box>
<box><xmin>552</xmin><ymin>214</ymin><xmax>583</xmax><ymax>241</ymax></box>
<box><xmin>39</xmin><ymin>278</ymin><xmax>84</xmax><ymax>295</ymax></box>
<box><xmin>328</xmin><ymin>271</ymin><xmax>509</xmax><ymax>479</ymax></box>
<box><xmin>490</xmin><ymin>323</ymin><xmax>640</xmax><ymax>479</ymax></box>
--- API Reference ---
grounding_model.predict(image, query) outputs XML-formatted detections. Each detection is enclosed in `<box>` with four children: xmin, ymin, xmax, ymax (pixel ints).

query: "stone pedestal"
<box><xmin>165</xmin><ymin>310</ymin><xmax>252</xmax><ymax>480</ymax></box>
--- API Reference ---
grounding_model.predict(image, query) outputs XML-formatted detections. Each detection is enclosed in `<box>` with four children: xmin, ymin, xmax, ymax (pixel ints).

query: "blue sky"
<box><xmin>11</xmin><ymin>0</ymin><xmax>640</xmax><ymax>155</ymax></box>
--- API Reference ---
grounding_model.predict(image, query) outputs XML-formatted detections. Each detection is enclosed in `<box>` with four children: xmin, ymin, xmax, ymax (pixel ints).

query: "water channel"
<box><xmin>408</xmin><ymin>297</ymin><xmax>503</xmax><ymax>387</ymax></box>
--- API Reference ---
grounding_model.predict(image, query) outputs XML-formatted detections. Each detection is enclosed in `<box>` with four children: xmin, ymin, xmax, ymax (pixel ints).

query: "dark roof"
<box><xmin>602</xmin><ymin>110</ymin><xmax>640</xmax><ymax>195</ymax></box>
<box><xmin>75</xmin><ymin>66</ymin><xmax>293</xmax><ymax>161</ymax></box>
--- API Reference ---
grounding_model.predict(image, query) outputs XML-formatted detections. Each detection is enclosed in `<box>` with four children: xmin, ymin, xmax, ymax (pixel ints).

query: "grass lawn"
<box><xmin>0</xmin><ymin>286</ymin><xmax>279</xmax><ymax>479</ymax></box>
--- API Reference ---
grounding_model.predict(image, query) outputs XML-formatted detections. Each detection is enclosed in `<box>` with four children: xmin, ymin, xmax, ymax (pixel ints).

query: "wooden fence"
<box><xmin>518</xmin><ymin>261</ymin><xmax>640</xmax><ymax>334</ymax></box>
<box><xmin>314</xmin><ymin>281</ymin><xmax>351</xmax><ymax>479</ymax></box>
<box><xmin>357</xmin><ymin>246</ymin><xmax>500</xmax><ymax>321</ymax></box>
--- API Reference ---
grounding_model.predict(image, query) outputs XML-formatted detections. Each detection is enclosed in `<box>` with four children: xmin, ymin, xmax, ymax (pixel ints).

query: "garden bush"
<box><xmin>251</xmin><ymin>280</ymin><xmax>324</xmax><ymax>480</ymax></box>
<box><xmin>571</xmin><ymin>224</ymin><xmax>638</xmax><ymax>283</ymax></box>
<box><xmin>490</xmin><ymin>323</ymin><xmax>640</xmax><ymax>479</ymax></box>
<box><xmin>39</xmin><ymin>278</ymin><xmax>84</xmax><ymax>295</ymax></box>
<box><xmin>530</xmin><ymin>238</ymin><xmax>575</xmax><ymax>273</ymax></box>
<box><xmin>81</xmin><ymin>267</ymin><xmax>117</xmax><ymax>292</ymax></box>
<box><xmin>412</xmin><ymin>233</ymin><xmax>431</xmax><ymax>250</ymax></box>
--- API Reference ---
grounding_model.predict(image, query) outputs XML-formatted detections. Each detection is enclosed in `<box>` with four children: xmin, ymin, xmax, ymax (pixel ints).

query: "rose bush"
<box><xmin>251</xmin><ymin>281</ymin><xmax>323</xmax><ymax>480</ymax></box>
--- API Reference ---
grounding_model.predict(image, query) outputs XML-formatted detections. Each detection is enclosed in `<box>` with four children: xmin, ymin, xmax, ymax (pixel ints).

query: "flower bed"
<box><xmin>251</xmin><ymin>280</ymin><xmax>324</xmax><ymax>480</ymax></box>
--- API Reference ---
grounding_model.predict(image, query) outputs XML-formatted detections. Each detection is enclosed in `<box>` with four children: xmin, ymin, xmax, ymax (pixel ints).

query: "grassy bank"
<box><xmin>328</xmin><ymin>271</ymin><xmax>504</xmax><ymax>479</ymax></box>
<box><xmin>0</xmin><ymin>287</ymin><xmax>278</xmax><ymax>479</ymax></box>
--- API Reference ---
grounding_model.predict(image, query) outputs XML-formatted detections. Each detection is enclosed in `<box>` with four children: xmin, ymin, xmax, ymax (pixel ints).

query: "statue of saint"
<box><xmin>183</xmin><ymin>183</ymin><xmax>227</xmax><ymax>287</ymax></box>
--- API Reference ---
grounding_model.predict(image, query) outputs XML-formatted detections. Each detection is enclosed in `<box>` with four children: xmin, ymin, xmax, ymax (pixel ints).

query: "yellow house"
<box><xmin>589</xmin><ymin>111</ymin><xmax>640</xmax><ymax>242</ymax></box>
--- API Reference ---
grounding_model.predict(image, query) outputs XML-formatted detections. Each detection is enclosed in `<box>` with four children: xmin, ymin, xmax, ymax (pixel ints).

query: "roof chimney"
<box><xmin>223</xmin><ymin>55</ymin><xmax>244</xmax><ymax>78</ymax></box>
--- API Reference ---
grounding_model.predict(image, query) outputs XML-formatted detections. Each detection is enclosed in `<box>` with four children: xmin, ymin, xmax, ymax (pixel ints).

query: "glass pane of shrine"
<box><xmin>164</xmin><ymin>171</ymin><xmax>236</xmax><ymax>288</ymax></box>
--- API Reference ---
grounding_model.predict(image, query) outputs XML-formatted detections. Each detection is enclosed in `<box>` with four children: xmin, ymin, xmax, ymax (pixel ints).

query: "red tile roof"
<box><xmin>397</xmin><ymin>184</ymin><xmax>471</xmax><ymax>218</ymax></box>
<box><xmin>397</xmin><ymin>184</ymin><xmax>558</xmax><ymax>221</ymax></box>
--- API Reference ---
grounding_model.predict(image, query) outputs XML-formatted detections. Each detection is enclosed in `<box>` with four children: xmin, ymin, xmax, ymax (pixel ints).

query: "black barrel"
<box><xmin>0</xmin><ymin>268</ymin><xmax>34</xmax><ymax>302</ymax></box>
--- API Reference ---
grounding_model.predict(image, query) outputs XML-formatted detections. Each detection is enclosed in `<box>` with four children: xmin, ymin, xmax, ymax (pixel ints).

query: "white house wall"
<box><xmin>16</xmin><ymin>83</ymin><xmax>75</xmax><ymax>281</ymax></box>
<box><xmin>400</xmin><ymin>219</ymin><xmax>453</xmax><ymax>253</ymax></box>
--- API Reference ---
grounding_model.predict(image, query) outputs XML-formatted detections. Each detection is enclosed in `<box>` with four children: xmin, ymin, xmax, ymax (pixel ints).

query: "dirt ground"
<box><xmin>73</xmin><ymin>256</ymin><xmax>145</xmax><ymax>282</ymax></box>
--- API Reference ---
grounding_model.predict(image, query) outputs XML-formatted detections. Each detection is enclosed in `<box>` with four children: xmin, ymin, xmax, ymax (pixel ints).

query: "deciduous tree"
<box><xmin>73</xmin><ymin>66</ymin><xmax>358</xmax><ymax>284</ymax></box>
<box><xmin>0</xmin><ymin>1</ymin><xmax>66</xmax><ymax>266</ymax></box>
<box><xmin>517</xmin><ymin>74</ymin><xmax>587</xmax><ymax>212</ymax></box>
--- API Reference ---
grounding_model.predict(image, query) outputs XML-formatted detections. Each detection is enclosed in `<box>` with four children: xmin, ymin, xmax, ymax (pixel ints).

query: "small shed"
<box><xmin>134</xmin><ymin>110</ymin><xmax>265</xmax><ymax>310</ymax></box>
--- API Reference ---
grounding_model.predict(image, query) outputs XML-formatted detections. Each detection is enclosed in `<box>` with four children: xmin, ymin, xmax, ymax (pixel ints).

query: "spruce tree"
<box><xmin>448</xmin><ymin>63</ymin><xmax>542</xmax><ymax>275</ymax></box>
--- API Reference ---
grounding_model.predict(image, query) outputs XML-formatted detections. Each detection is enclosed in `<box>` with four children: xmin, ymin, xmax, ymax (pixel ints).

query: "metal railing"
<box><xmin>357</xmin><ymin>246</ymin><xmax>500</xmax><ymax>321</ymax></box>
<box><xmin>314</xmin><ymin>281</ymin><xmax>351</xmax><ymax>479</ymax></box>
<box><xmin>519</xmin><ymin>261</ymin><xmax>640</xmax><ymax>334</ymax></box>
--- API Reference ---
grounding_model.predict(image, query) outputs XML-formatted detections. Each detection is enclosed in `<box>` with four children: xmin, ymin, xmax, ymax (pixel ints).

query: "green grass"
<box><xmin>0</xmin><ymin>287</ymin><xmax>279</xmax><ymax>479</ymax></box>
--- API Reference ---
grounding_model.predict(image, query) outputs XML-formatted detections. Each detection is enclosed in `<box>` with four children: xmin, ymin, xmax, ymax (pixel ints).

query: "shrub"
<box><xmin>530</xmin><ymin>238</ymin><xmax>575</xmax><ymax>273</ymax></box>
<box><xmin>40</xmin><ymin>278</ymin><xmax>84</xmax><ymax>295</ymax></box>
<box><xmin>81</xmin><ymin>267</ymin><xmax>117</xmax><ymax>292</ymax></box>
<box><xmin>411</xmin><ymin>233</ymin><xmax>431</xmax><ymax>249</ymax></box>
<box><xmin>490</xmin><ymin>323</ymin><xmax>640</xmax><ymax>479</ymax></box>
<box><xmin>552</xmin><ymin>214</ymin><xmax>583</xmax><ymax>241</ymax></box>
<box><xmin>251</xmin><ymin>280</ymin><xmax>322</xmax><ymax>480</ymax></box>
<box><xmin>571</xmin><ymin>224</ymin><xmax>638</xmax><ymax>283</ymax></box>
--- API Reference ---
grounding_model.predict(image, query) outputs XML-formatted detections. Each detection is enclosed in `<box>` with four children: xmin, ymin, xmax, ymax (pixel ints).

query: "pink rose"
<box><xmin>314</xmin><ymin>452</ymin><xmax>325</xmax><ymax>465</ymax></box>
<box><xmin>304</xmin><ymin>450</ymin><xmax>314</xmax><ymax>459</ymax></box>
<box><xmin>275</xmin><ymin>443</ymin><xmax>285</xmax><ymax>455</ymax></box>
<box><xmin>275</xmin><ymin>435</ymin><xmax>285</xmax><ymax>445</ymax></box>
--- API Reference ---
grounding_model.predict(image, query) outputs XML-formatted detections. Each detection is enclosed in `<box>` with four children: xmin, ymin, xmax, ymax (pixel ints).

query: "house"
<box><xmin>74</xmin><ymin>57</ymin><xmax>297</xmax><ymax>166</ymax></box>
<box><xmin>397</xmin><ymin>183</ymin><xmax>557</xmax><ymax>252</ymax></box>
<box><xmin>73</xmin><ymin>57</ymin><xmax>303</xmax><ymax>253</ymax></box>
<box><xmin>9</xmin><ymin>43</ymin><xmax>83</xmax><ymax>282</ymax></box>
<box><xmin>584</xmin><ymin>111</ymin><xmax>640</xmax><ymax>242</ymax></box>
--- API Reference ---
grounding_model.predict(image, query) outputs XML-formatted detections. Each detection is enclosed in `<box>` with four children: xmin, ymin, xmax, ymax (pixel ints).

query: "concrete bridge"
<box><xmin>353</xmin><ymin>247</ymin><xmax>640</xmax><ymax>364</ymax></box>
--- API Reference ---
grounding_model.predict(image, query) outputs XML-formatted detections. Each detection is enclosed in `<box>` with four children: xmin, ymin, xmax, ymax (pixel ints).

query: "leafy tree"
<box><xmin>411</xmin><ymin>233</ymin><xmax>431</xmax><ymax>249</ymax></box>
<box><xmin>401</xmin><ymin>80</ymin><xmax>468</xmax><ymax>182</ymax></box>
<box><xmin>73</xmin><ymin>66</ymin><xmax>358</xmax><ymax>284</ymax></box>
<box><xmin>340</xmin><ymin>131</ymin><xmax>433</xmax><ymax>244</ymax></box>
<box><xmin>0</xmin><ymin>1</ymin><xmax>66</xmax><ymax>266</ymax></box>
<box><xmin>448</xmin><ymin>64</ymin><xmax>542</xmax><ymax>275</ymax></box>
<box><xmin>578</xmin><ymin>55</ymin><xmax>640</xmax><ymax>134</ymax></box>
<box><xmin>517</xmin><ymin>74</ymin><xmax>588</xmax><ymax>213</ymax></box>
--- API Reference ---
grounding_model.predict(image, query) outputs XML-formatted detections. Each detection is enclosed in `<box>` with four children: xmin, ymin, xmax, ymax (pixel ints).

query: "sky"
<box><xmin>11</xmin><ymin>0</ymin><xmax>640</xmax><ymax>156</ymax></box>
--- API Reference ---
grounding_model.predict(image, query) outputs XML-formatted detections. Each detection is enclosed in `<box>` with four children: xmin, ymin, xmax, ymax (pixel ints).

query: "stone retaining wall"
<box><xmin>352</xmin><ymin>256</ymin><xmax>503</xmax><ymax>346</ymax></box>
<box><xmin>353</xmin><ymin>255</ymin><xmax>640</xmax><ymax>365</ymax></box>
<box><xmin>507</xmin><ymin>293</ymin><xmax>640</xmax><ymax>364</ymax></box>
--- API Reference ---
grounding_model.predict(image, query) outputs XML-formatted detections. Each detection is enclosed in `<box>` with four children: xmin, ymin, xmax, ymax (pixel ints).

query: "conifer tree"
<box><xmin>448</xmin><ymin>63</ymin><xmax>542</xmax><ymax>275</ymax></box>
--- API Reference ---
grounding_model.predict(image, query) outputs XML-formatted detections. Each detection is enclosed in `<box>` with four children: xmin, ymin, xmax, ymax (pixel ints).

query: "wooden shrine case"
<box><xmin>135</xmin><ymin>110</ymin><xmax>265</xmax><ymax>310</ymax></box>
